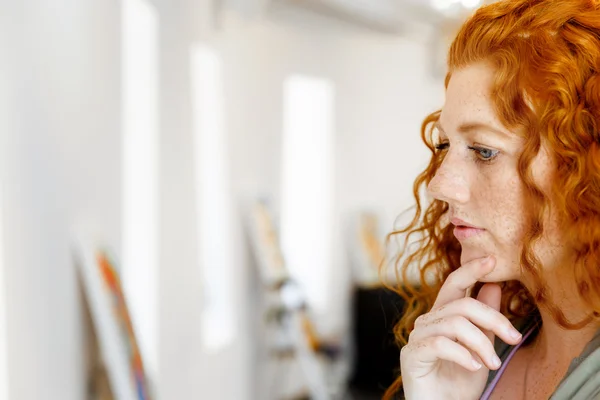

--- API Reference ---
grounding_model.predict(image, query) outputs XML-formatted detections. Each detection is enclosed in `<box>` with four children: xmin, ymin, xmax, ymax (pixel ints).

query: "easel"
<box><xmin>246</xmin><ymin>200</ymin><xmax>346</xmax><ymax>400</ymax></box>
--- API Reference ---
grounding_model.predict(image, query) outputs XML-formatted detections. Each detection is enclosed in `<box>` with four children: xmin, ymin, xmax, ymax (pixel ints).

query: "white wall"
<box><xmin>1</xmin><ymin>1</ymin><xmax>444</xmax><ymax>399</ymax></box>
<box><xmin>155</xmin><ymin>0</ymin><xmax>206</xmax><ymax>399</ymax></box>
<box><xmin>0</xmin><ymin>6</ymin><xmax>12</xmax><ymax>400</ymax></box>
<box><xmin>1</xmin><ymin>1</ymin><xmax>121</xmax><ymax>399</ymax></box>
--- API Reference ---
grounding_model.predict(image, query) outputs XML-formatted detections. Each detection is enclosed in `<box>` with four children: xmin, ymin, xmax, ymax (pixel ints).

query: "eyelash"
<box><xmin>434</xmin><ymin>142</ymin><xmax>500</xmax><ymax>164</ymax></box>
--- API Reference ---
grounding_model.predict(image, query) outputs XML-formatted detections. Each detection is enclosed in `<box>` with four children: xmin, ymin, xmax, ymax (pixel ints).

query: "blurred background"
<box><xmin>0</xmin><ymin>0</ymin><xmax>483</xmax><ymax>399</ymax></box>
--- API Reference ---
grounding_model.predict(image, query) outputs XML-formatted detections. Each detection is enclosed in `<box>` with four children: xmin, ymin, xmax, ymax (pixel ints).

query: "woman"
<box><xmin>383</xmin><ymin>1</ymin><xmax>600</xmax><ymax>399</ymax></box>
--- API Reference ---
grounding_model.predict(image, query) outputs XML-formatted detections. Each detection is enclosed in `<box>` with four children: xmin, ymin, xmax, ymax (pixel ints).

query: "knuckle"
<box><xmin>400</xmin><ymin>342</ymin><xmax>415</xmax><ymax>360</ymax></box>
<box><xmin>446</xmin><ymin>271</ymin><xmax>459</xmax><ymax>286</ymax></box>
<box><xmin>460</xmin><ymin>296</ymin><xmax>478</xmax><ymax>308</ymax></box>
<box><xmin>431</xmin><ymin>317</ymin><xmax>445</xmax><ymax>327</ymax></box>
<box><xmin>414</xmin><ymin>314</ymin><xmax>427</xmax><ymax>327</ymax></box>
<box><xmin>460</xmin><ymin>297</ymin><xmax>487</xmax><ymax>314</ymax></box>
<box><xmin>400</xmin><ymin>343</ymin><xmax>410</xmax><ymax>356</ymax></box>
<box><xmin>429</xmin><ymin>336</ymin><xmax>445</xmax><ymax>350</ymax></box>
<box><xmin>447</xmin><ymin>315</ymin><xmax>465</xmax><ymax>330</ymax></box>
<box><xmin>407</xmin><ymin>329</ymin><xmax>415</xmax><ymax>343</ymax></box>
<box><xmin>400</xmin><ymin>345</ymin><xmax>418</xmax><ymax>366</ymax></box>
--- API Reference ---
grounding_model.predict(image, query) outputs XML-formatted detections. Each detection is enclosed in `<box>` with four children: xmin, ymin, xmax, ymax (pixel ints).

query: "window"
<box><xmin>280</xmin><ymin>75</ymin><xmax>335</xmax><ymax>315</ymax></box>
<box><xmin>121</xmin><ymin>0</ymin><xmax>159</xmax><ymax>380</ymax></box>
<box><xmin>191</xmin><ymin>45</ymin><xmax>236</xmax><ymax>351</ymax></box>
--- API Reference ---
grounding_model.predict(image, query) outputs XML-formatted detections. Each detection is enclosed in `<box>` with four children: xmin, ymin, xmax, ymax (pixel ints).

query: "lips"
<box><xmin>450</xmin><ymin>218</ymin><xmax>485</xmax><ymax>240</ymax></box>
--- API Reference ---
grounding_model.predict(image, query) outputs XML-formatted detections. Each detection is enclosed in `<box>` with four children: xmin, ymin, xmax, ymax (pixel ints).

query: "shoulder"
<box><xmin>551</xmin><ymin>327</ymin><xmax>600</xmax><ymax>399</ymax></box>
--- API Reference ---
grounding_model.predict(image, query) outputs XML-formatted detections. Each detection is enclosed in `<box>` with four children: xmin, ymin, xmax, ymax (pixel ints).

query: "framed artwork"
<box><xmin>74</xmin><ymin>237</ymin><xmax>152</xmax><ymax>400</ymax></box>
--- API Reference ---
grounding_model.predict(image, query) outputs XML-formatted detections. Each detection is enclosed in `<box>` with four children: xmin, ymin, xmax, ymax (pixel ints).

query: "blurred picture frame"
<box><xmin>74</xmin><ymin>237</ymin><xmax>152</xmax><ymax>400</ymax></box>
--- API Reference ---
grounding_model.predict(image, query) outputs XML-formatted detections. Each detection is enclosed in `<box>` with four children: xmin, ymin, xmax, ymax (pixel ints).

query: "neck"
<box><xmin>535</xmin><ymin>310</ymin><xmax>598</xmax><ymax>363</ymax></box>
<box><xmin>523</xmin><ymin>268</ymin><xmax>600</xmax><ymax>362</ymax></box>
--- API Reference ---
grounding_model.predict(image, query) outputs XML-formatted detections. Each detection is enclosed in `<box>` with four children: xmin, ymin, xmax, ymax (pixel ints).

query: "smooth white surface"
<box><xmin>191</xmin><ymin>44</ymin><xmax>237</xmax><ymax>352</ymax></box>
<box><xmin>280</xmin><ymin>75</ymin><xmax>335</xmax><ymax>315</ymax></box>
<box><xmin>431</xmin><ymin>0</ymin><xmax>481</xmax><ymax>11</ymax></box>
<box><xmin>2</xmin><ymin>1</ymin><xmax>121</xmax><ymax>399</ymax></box>
<box><xmin>122</xmin><ymin>0</ymin><xmax>160</xmax><ymax>384</ymax></box>
<box><xmin>461</xmin><ymin>0</ymin><xmax>482</xmax><ymax>8</ymax></box>
<box><xmin>0</xmin><ymin>14</ymin><xmax>9</xmax><ymax>399</ymax></box>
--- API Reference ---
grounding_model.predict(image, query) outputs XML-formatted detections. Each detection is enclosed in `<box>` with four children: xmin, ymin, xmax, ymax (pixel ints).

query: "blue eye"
<box><xmin>434</xmin><ymin>142</ymin><xmax>499</xmax><ymax>164</ymax></box>
<box><xmin>469</xmin><ymin>146</ymin><xmax>499</xmax><ymax>162</ymax></box>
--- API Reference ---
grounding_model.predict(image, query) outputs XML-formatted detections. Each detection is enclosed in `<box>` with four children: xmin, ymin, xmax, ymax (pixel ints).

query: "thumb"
<box><xmin>476</xmin><ymin>283</ymin><xmax>502</xmax><ymax>344</ymax></box>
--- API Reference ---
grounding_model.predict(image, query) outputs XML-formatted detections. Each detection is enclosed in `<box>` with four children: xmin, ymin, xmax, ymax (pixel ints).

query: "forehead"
<box><xmin>440</xmin><ymin>62</ymin><xmax>503</xmax><ymax>132</ymax></box>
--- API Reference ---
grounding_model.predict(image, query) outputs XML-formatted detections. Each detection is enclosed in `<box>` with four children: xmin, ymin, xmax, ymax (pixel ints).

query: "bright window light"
<box><xmin>281</xmin><ymin>75</ymin><xmax>335</xmax><ymax>315</ymax></box>
<box><xmin>191</xmin><ymin>45</ymin><xmax>236</xmax><ymax>352</ymax></box>
<box><xmin>461</xmin><ymin>0</ymin><xmax>482</xmax><ymax>8</ymax></box>
<box><xmin>431</xmin><ymin>0</ymin><xmax>452</xmax><ymax>10</ymax></box>
<box><xmin>121</xmin><ymin>0</ymin><xmax>159</xmax><ymax>382</ymax></box>
<box><xmin>432</xmin><ymin>0</ymin><xmax>481</xmax><ymax>10</ymax></box>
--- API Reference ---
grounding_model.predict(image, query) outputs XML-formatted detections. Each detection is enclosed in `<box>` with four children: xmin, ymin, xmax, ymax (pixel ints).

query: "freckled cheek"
<box><xmin>504</xmin><ymin>220</ymin><xmax>527</xmax><ymax>247</ymax></box>
<box><xmin>479</xmin><ymin>194</ymin><xmax>526</xmax><ymax>277</ymax></box>
<box><xmin>481</xmin><ymin>190</ymin><xmax>526</xmax><ymax>248</ymax></box>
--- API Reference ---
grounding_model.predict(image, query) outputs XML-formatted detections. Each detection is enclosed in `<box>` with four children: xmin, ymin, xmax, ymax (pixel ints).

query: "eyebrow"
<box><xmin>434</xmin><ymin>120</ymin><xmax>512</xmax><ymax>139</ymax></box>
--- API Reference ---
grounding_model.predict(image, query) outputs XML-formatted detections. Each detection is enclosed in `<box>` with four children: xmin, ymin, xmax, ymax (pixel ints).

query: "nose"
<box><xmin>427</xmin><ymin>153</ymin><xmax>470</xmax><ymax>205</ymax></box>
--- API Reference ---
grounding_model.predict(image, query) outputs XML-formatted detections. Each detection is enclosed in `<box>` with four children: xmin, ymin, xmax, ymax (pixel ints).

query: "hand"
<box><xmin>400</xmin><ymin>256</ymin><xmax>523</xmax><ymax>400</ymax></box>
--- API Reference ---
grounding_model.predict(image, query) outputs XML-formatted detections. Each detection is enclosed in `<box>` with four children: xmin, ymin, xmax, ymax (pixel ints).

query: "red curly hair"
<box><xmin>382</xmin><ymin>1</ymin><xmax>600</xmax><ymax>398</ymax></box>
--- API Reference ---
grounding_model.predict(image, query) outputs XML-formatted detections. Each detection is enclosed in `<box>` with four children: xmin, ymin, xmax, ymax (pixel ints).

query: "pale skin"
<box><xmin>400</xmin><ymin>61</ymin><xmax>600</xmax><ymax>400</ymax></box>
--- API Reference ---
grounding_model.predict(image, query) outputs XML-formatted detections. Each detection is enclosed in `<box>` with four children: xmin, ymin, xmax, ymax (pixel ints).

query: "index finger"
<box><xmin>431</xmin><ymin>255</ymin><xmax>496</xmax><ymax>310</ymax></box>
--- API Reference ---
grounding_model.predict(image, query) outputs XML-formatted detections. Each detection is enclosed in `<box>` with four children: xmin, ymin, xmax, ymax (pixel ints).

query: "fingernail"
<box><xmin>491</xmin><ymin>355</ymin><xmax>501</xmax><ymax>368</ymax></box>
<box><xmin>472</xmin><ymin>359</ymin><xmax>482</xmax><ymax>370</ymax></box>
<box><xmin>509</xmin><ymin>328</ymin><xmax>522</xmax><ymax>341</ymax></box>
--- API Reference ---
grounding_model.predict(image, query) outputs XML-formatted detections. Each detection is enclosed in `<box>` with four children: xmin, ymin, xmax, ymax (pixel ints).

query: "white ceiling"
<box><xmin>259</xmin><ymin>0</ymin><xmax>485</xmax><ymax>34</ymax></box>
<box><xmin>222</xmin><ymin>0</ymin><xmax>493</xmax><ymax>39</ymax></box>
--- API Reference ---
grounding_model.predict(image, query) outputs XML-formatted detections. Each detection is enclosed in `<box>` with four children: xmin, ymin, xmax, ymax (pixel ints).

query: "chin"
<box><xmin>478</xmin><ymin>266</ymin><xmax>514</xmax><ymax>283</ymax></box>
<box><xmin>459</xmin><ymin>247</ymin><xmax>489</xmax><ymax>265</ymax></box>
<box><xmin>459</xmin><ymin>249</ymin><xmax>518</xmax><ymax>282</ymax></box>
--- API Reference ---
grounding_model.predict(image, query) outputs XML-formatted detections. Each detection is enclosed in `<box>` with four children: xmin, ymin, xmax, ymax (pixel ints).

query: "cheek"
<box><xmin>485</xmin><ymin>177</ymin><xmax>526</xmax><ymax>248</ymax></box>
<box><xmin>462</xmin><ymin>176</ymin><xmax>526</xmax><ymax>276</ymax></box>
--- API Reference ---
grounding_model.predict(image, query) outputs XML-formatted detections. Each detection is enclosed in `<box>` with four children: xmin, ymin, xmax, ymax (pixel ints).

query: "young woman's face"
<box><xmin>427</xmin><ymin>62</ymin><xmax>564</xmax><ymax>283</ymax></box>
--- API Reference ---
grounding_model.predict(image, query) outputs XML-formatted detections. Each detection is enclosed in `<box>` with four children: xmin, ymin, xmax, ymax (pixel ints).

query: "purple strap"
<box><xmin>479</xmin><ymin>323</ymin><xmax>538</xmax><ymax>400</ymax></box>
